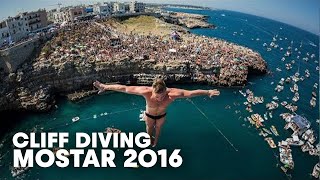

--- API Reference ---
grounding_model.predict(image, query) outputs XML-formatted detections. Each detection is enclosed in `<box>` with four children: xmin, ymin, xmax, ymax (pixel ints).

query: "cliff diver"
<box><xmin>93</xmin><ymin>78</ymin><xmax>220</xmax><ymax>147</ymax></box>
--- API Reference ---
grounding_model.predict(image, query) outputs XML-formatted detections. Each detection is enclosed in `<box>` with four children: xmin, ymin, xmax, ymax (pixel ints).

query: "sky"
<box><xmin>0</xmin><ymin>0</ymin><xmax>319</xmax><ymax>34</ymax></box>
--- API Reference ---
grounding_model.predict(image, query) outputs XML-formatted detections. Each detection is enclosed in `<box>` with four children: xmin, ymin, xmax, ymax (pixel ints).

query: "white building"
<box><xmin>129</xmin><ymin>1</ymin><xmax>145</xmax><ymax>13</ymax></box>
<box><xmin>5</xmin><ymin>15</ymin><xmax>28</xmax><ymax>42</ymax></box>
<box><xmin>93</xmin><ymin>2</ymin><xmax>113</xmax><ymax>16</ymax></box>
<box><xmin>0</xmin><ymin>21</ymin><xmax>10</xmax><ymax>47</ymax></box>
<box><xmin>0</xmin><ymin>9</ymin><xmax>48</xmax><ymax>47</ymax></box>
<box><xmin>50</xmin><ymin>6</ymin><xmax>86</xmax><ymax>23</ymax></box>
<box><xmin>21</xmin><ymin>9</ymin><xmax>48</xmax><ymax>33</ymax></box>
<box><xmin>113</xmin><ymin>2</ymin><xmax>125</xmax><ymax>14</ymax></box>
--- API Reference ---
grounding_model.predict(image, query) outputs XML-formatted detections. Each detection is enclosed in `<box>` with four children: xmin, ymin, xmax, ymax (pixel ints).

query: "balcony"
<box><xmin>29</xmin><ymin>19</ymin><xmax>41</xmax><ymax>25</ymax></box>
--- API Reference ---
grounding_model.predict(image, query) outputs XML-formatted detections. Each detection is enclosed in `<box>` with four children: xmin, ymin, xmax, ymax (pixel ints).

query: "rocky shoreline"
<box><xmin>66</xmin><ymin>89</ymin><xmax>98</xmax><ymax>102</ymax></box>
<box><xmin>163</xmin><ymin>12</ymin><xmax>214</xmax><ymax>29</ymax></box>
<box><xmin>0</xmin><ymin>16</ymin><xmax>267</xmax><ymax>113</ymax></box>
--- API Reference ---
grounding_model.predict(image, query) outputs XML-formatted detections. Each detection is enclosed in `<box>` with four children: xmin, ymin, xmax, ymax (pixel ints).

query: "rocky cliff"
<box><xmin>0</xmin><ymin>20</ymin><xmax>267</xmax><ymax>113</ymax></box>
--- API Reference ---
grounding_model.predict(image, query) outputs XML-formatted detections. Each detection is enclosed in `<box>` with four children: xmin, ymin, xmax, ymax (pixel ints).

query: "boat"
<box><xmin>293</xmin><ymin>84</ymin><xmax>298</xmax><ymax>92</ymax></box>
<box><xmin>281</xmin><ymin>101</ymin><xmax>288</xmax><ymax>106</ymax></box>
<box><xmin>11</xmin><ymin>166</ymin><xmax>30</xmax><ymax>177</ymax></box>
<box><xmin>265</xmin><ymin>137</ymin><xmax>277</xmax><ymax>148</ymax></box>
<box><xmin>292</xmin><ymin>93</ymin><xmax>299</xmax><ymax>102</ymax></box>
<box><xmin>276</xmin><ymin>68</ymin><xmax>282</xmax><ymax>72</ymax></box>
<box><xmin>270</xmin><ymin>125</ymin><xmax>279</xmax><ymax>136</ymax></box>
<box><xmin>263</xmin><ymin>113</ymin><xmax>268</xmax><ymax>120</ymax></box>
<box><xmin>270</xmin><ymin>42</ymin><xmax>275</xmax><ymax>47</ymax></box>
<box><xmin>284</xmin><ymin>51</ymin><xmax>291</xmax><ymax>57</ymax></box>
<box><xmin>279</xmin><ymin>144</ymin><xmax>294</xmax><ymax>169</ymax></box>
<box><xmin>272</xmin><ymin>36</ymin><xmax>277</xmax><ymax>42</ymax></box>
<box><xmin>279</xmin><ymin>78</ymin><xmax>285</xmax><ymax>85</ymax></box>
<box><xmin>239</xmin><ymin>90</ymin><xmax>246</xmax><ymax>97</ymax></box>
<box><xmin>269</xmin><ymin>112</ymin><xmax>273</xmax><ymax>118</ymax></box>
<box><xmin>250</xmin><ymin>114</ymin><xmax>264</xmax><ymax>128</ymax></box>
<box><xmin>272</xmin><ymin>96</ymin><xmax>279</xmax><ymax>101</ymax></box>
<box><xmin>72</xmin><ymin>116</ymin><xmax>80</xmax><ymax>122</ymax></box>
<box><xmin>93</xmin><ymin>114</ymin><xmax>97</xmax><ymax>119</ymax></box>
<box><xmin>262</xmin><ymin>128</ymin><xmax>272</xmax><ymax>135</ymax></box>
<box><xmin>285</xmin><ymin>77</ymin><xmax>291</xmax><ymax>83</ymax></box>
<box><xmin>274</xmin><ymin>85</ymin><xmax>284</xmax><ymax>92</ymax></box>
<box><xmin>310</xmin><ymin>97</ymin><xmax>316</xmax><ymax>107</ymax></box>
<box><xmin>247</xmin><ymin>116</ymin><xmax>255</xmax><ymax>125</ymax></box>
<box><xmin>246</xmin><ymin>106</ymin><xmax>253</xmax><ymax>113</ymax></box>
<box><xmin>266</xmin><ymin>101</ymin><xmax>278</xmax><ymax>110</ymax></box>
<box><xmin>312</xmin><ymin>163</ymin><xmax>320</xmax><ymax>179</ymax></box>
<box><xmin>105</xmin><ymin>127</ymin><xmax>122</xmax><ymax>134</ymax></box>
<box><xmin>259</xmin><ymin>130</ymin><xmax>268</xmax><ymax>137</ymax></box>
<box><xmin>305</xmin><ymin>69</ymin><xmax>310</xmax><ymax>78</ymax></box>
<box><xmin>280</xmin><ymin>166</ymin><xmax>288</xmax><ymax>173</ymax></box>
<box><xmin>285</xmin><ymin>137</ymin><xmax>304</xmax><ymax>146</ymax></box>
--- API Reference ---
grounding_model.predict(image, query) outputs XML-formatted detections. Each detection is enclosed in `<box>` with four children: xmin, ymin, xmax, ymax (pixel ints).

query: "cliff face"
<box><xmin>0</xmin><ymin>55</ymin><xmax>266</xmax><ymax>112</ymax></box>
<box><xmin>0</xmin><ymin>21</ymin><xmax>267</xmax><ymax>112</ymax></box>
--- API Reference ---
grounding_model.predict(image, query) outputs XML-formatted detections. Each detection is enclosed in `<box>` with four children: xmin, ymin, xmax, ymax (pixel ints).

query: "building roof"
<box><xmin>292</xmin><ymin>135</ymin><xmax>299</xmax><ymax>141</ymax></box>
<box><xmin>291</xmin><ymin>115</ymin><xmax>310</xmax><ymax>129</ymax></box>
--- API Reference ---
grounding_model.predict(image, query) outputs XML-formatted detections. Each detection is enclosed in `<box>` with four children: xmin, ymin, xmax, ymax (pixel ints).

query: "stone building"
<box><xmin>50</xmin><ymin>6</ymin><xmax>86</xmax><ymax>23</ymax></box>
<box><xmin>129</xmin><ymin>1</ymin><xmax>145</xmax><ymax>13</ymax></box>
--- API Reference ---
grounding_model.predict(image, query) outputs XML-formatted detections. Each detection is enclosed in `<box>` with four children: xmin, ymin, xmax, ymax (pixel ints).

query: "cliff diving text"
<box><xmin>12</xmin><ymin>132</ymin><xmax>183</xmax><ymax>168</ymax></box>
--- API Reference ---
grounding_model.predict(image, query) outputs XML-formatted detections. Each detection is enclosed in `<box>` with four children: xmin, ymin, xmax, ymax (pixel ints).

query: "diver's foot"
<box><xmin>150</xmin><ymin>136</ymin><xmax>156</xmax><ymax>147</ymax></box>
<box><xmin>152</xmin><ymin>138</ymin><xmax>158</xmax><ymax>147</ymax></box>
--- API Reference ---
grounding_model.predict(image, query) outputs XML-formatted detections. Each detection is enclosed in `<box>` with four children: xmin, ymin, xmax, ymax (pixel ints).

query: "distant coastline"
<box><xmin>146</xmin><ymin>3</ymin><xmax>211</xmax><ymax>10</ymax></box>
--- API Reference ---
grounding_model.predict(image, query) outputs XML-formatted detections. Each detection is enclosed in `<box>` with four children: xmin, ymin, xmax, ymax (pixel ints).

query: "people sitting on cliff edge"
<box><xmin>93</xmin><ymin>78</ymin><xmax>220</xmax><ymax>147</ymax></box>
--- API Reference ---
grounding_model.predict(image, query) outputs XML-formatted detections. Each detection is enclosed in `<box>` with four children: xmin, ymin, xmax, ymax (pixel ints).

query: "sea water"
<box><xmin>0</xmin><ymin>9</ymin><xmax>318</xmax><ymax>180</ymax></box>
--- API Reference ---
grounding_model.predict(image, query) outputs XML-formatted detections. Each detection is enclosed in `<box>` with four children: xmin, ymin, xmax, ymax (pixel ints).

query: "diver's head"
<box><xmin>152</xmin><ymin>78</ymin><xmax>167</xmax><ymax>101</ymax></box>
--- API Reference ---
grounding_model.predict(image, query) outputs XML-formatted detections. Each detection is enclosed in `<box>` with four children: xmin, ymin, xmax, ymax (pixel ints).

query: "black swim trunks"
<box><xmin>145</xmin><ymin>112</ymin><xmax>167</xmax><ymax>120</ymax></box>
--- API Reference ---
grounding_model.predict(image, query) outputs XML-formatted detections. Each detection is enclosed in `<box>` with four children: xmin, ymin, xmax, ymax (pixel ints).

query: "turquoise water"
<box><xmin>0</xmin><ymin>9</ymin><xmax>319</xmax><ymax>180</ymax></box>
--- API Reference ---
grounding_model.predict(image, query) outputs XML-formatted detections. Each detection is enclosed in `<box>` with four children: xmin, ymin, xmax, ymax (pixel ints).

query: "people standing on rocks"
<box><xmin>93</xmin><ymin>78</ymin><xmax>220</xmax><ymax>147</ymax></box>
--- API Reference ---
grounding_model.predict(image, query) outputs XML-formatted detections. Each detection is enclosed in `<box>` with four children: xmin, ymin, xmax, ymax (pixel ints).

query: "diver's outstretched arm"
<box><xmin>169</xmin><ymin>88</ymin><xmax>220</xmax><ymax>98</ymax></box>
<box><xmin>93</xmin><ymin>80</ymin><xmax>151</xmax><ymax>96</ymax></box>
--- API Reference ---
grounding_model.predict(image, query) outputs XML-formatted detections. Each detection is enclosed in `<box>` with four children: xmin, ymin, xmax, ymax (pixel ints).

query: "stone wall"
<box><xmin>0</xmin><ymin>38</ymin><xmax>39</xmax><ymax>73</ymax></box>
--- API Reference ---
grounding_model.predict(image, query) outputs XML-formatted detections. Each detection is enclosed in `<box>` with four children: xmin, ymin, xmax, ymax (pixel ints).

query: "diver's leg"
<box><xmin>145</xmin><ymin>116</ymin><xmax>155</xmax><ymax>143</ymax></box>
<box><xmin>153</xmin><ymin>118</ymin><xmax>165</xmax><ymax>147</ymax></box>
